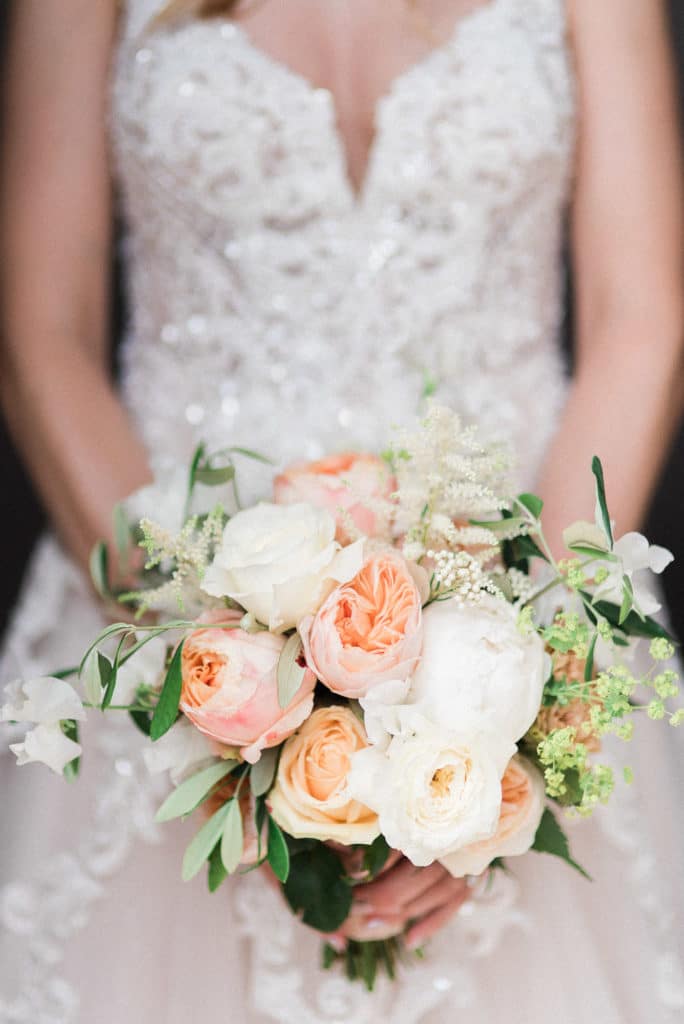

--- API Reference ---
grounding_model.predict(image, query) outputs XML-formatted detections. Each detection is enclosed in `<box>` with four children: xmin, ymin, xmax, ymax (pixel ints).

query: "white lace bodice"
<box><xmin>111</xmin><ymin>0</ymin><xmax>575</xmax><ymax>492</ymax></box>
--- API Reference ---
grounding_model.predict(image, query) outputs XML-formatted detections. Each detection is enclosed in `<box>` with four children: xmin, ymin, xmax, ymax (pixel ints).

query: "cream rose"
<box><xmin>409</xmin><ymin>594</ymin><xmax>548</xmax><ymax>745</ymax></box>
<box><xmin>299</xmin><ymin>551</ymin><xmax>423</xmax><ymax>699</ymax></box>
<box><xmin>440</xmin><ymin>754</ymin><xmax>545</xmax><ymax>877</ymax></box>
<box><xmin>274</xmin><ymin>452</ymin><xmax>395</xmax><ymax>543</ymax></box>
<box><xmin>201</xmin><ymin>502</ymin><xmax>364</xmax><ymax>632</ymax></box>
<box><xmin>347</xmin><ymin>707</ymin><xmax>510</xmax><ymax>866</ymax></box>
<box><xmin>179</xmin><ymin>611</ymin><xmax>316</xmax><ymax>763</ymax></box>
<box><xmin>268</xmin><ymin>706</ymin><xmax>380</xmax><ymax>844</ymax></box>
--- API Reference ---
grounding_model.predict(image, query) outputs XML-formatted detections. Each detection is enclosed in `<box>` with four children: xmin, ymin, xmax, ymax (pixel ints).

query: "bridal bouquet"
<box><xmin>3</xmin><ymin>404</ymin><xmax>681</xmax><ymax>989</ymax></box>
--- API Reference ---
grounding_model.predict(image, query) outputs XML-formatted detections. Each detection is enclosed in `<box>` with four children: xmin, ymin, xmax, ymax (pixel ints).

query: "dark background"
<box><xmin>1</xmin><ymin>3</ymin><xmax>683</xmax><ymax>639</ymax></box>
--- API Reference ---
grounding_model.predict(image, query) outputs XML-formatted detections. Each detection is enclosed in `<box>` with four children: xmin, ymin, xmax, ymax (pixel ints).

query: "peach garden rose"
<box><xmin>299</xmin><ymin>551</ymin><xmax>423</xmax><ymax>699</ymax></box>
<box><xmin>179</xmin><ymin>611</ymin><xmax>316</xmax><ymax>764</ymax></box>
<box><xmin>274</xmin><ymin>452</ymin><xmax>395</xmax><ymax>543</ymax></box>
<box><xmin>268</xmin><ymin>705</ymin><xmax>380</xmax><ymax>844</ymax></box>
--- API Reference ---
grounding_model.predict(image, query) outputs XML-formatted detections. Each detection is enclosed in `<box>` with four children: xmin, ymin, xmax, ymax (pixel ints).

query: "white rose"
<box><xmin>347</xmin><ymin>707</ymin><xmax>510</xmax><ymax>866</ymax></box>
<box><xmin>409</xmin><ymin>594</ymin><xmax>548</xmax><ymax>744</ymax></box>
<box><xmin>201</xmin><ymin>502</ymin><xmax>364</xmax><ymax>632</ymax></box>
<box><xmin>440</xmin><ymin>754</ymin><xmax>546</xmax><ymax>878</ymax></box>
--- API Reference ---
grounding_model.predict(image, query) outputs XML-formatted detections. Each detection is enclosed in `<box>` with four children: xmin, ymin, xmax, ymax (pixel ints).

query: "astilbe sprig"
<box><xmin>120</xmin><ymin>506</ymin><xmax>226</xmax><ymax>616</ymax></box>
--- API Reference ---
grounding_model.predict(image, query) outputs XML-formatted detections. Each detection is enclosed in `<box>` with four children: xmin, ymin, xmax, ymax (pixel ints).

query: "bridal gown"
<box><xmin>2</xmin><ymin>0</ymin><xmax>684</xmax><ymax>1021</ymax></box>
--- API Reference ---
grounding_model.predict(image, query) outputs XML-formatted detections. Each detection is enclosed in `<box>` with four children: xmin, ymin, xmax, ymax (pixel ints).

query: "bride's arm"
<box><xmin>536</xmin><ymin>0</ymin><xmax>684</xmax><ymax>553</ymax></box>
<box><xmin>0</xmin><ymin>0</ymin><xmax>151</xmax><ymax>574</ymax></box>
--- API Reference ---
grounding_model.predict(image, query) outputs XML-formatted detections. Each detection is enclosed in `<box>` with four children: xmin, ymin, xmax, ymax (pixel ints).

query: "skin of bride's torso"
<box><xmin>229</xmin><ymin>0</ymin><xmax>495</xmax><ymax>194</ymax></box>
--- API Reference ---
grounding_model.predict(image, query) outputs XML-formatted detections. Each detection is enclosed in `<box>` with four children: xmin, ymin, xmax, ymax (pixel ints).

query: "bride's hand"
<box><xmin>332</xmin><ymin>855</ymin><xmax>474</xmax><ymax>951</ymax></box>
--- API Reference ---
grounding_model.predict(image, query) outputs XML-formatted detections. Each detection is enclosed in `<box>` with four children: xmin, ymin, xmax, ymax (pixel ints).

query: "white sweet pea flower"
<box><xmin>593</xmin><ymin>532</ymin><xmax>673</xmax><ymax>617</ymax></box>
<box><xmin>1</xmin><ymin>676</ymin><xmax>86</xmax><ymax>726</ymax></box>
<box><xmin>9</xmin><ymin>723</ymin><xmax>82</xmax><ymax>775</ymax></box>
<box><xmin>201</xmin><ymin>502</ymin><xmax>364</xmax><ymax>632</ymax></box>
<box><xmin>143</xmin><ymin>717</ymin><xmax>216</xmax><ymax>784</ymax></box>
<box><xmin>348</xmin><ymin>707</ymin><xmax>509</xmax><ymax>866</ymax></box>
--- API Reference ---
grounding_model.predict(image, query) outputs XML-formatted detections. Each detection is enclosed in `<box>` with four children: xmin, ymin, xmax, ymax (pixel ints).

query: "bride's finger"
<box><xmin>400</xmin><ymin>875</ymin><xmax>469</xmax><ymax>922</ymax></box>
<box><xmin>355</xmin><ymin>860</ymin><xmax>445</xmax><ymax>911</ymax></box>
<box><xmin>404</xmin><ymin>890</ymin><xmax>470</xmax><ymax>950</ymax></box>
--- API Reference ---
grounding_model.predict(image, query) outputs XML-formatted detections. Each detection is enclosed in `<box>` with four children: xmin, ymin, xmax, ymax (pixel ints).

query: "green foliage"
<box><xmin>89</xmin><ymin>541</ymin><xmax>110</xmax><ymax>599</ymax></box>
<box><xmin>150</xmin><ymin>641</ymin><xmax>184</xmax><ymax>741</ymax></box>
<box><xmin>249</xmin><ymin>746</ymin><xmax>279</xmax><ymax>797</ymax></box>
<box><xmin>282</xmin><ymin>842</ymin><xmax>352</xmax><ymax>933</ymax></box>
<box><xmin>207</xmin><ymin>842</ymin><xmax>228</xmax><ymax>893</ymax></box>
<box><xmin>62</xmin><ymin>720</ymin><xmax>80</xmax><ymax>781</ymax></box>
<box><xmin>591</xmin><ymin>456</ymin><xmax>613</xmax><ymax>547</ymax></box>
<box><xmin>181</xmin><ymin>802</ymin><xmax>231</xmax><ymax>881</ymax></box>
<box><xmin>267</xmin><ymin>817</ymin><xmax>290</xmax><ymax>882</ymax></box>
<box><xmin>362</xmin><ymin>835</ymin><xmax>391</xmax><ymax>880</ymax></box>
<box><xmin>532</xmin><ymin>808</ymin><xmax>591</xmax><ymax>880</ymax></box>
<box><xmin>155</xmin><ymin>760</ymin><xmax>237</xmax><ymax>823</ymax></box>
<box><xmin>277</xmin><ymin>634</ymin><xmax>307</xmax><ymax>709</ymax></box>
<box><xmin>516</xmin><ymin>493</ymin><xmax>544</xmax><ymax>519</ymax></box>
<box><xmin>220</xmin><ymin>798</ymin><xmax>244</xmax><ymax>874</ymax></box>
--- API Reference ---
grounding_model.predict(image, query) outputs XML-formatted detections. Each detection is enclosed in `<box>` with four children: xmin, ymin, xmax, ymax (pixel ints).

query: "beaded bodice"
<box><xmin>111</xmin><ymin>0</ymin><xmax>575</xmax><ymax>494</ymax></box>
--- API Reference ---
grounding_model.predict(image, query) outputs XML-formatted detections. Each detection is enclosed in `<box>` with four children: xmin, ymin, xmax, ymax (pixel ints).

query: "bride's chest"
<box><xmin>111</xmin><ymin>0</ymin><xmax>575</xmax><ymax>229</ymax></box>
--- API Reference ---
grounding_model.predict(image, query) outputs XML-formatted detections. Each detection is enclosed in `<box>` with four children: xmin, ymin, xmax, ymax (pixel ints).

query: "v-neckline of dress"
<box><xmin>224</xmin><ymin>0</ymin><xmax>509</xmax><ymax>206</ymax></box>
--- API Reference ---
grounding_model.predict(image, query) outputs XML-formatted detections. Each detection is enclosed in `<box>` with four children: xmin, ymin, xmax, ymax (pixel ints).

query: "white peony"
<box><xmin>2</xmin><ymin>677</ymin><xmax>85</xmax><ymax>776</ymax></box>
<box><xmin>408</xmin><ymin>594</ymin><xmax>548</xmax><ymax>745</ymax></box>
<box><xmin>201</xmin><ymin>502</ymin><xmax>364</xmax><ymax>632</ymax></box>
<box><xmin>347</xmin><ymin>707</ymin><xmax>510</xmax><ymax>866</ymax></box>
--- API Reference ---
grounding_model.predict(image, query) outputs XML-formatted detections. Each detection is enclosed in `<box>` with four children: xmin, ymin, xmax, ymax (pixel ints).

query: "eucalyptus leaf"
<box><xmin>516</xmin><ymin>493</ymin><xmax>544</xmax><ymax>519</ymax></box>
<box><xmin>208</xmin><ymin>842</ymin><xmax>228</xmax><ymax>893</ymax></box>
<box><xmin>267</xmin><ymin>816</ymin><xmax>290</xmax><ymax>882</ymax></box>
<box><xmin>277</xmin><ymin>633</ymin><xmax>306</xmax><ymax>709</ymax></box>
<box><xmin>619</xmin><ymin>574</ymin><xmax>634</xmax><ymax>625</ymax></box>
<box><xmin>80</xmin><ymin>650</ymin><xmax>103</xmax><ymax>706</ymax></box>
<box><xmin>532</xmin><ymin>808</ymin><xmax>591</xmax><ymax>880</ymax></box>
<box><xmin>194</xmin><ymin>465</ymin><xmax>236</xmax><ymax>486</ymax></box>
<box><xmin>181</xmin><ymin>802</ymin><xmax>231</xmax><ymax>882</ymax></box>
<box><xmin>591</xmin><ymin>456</ymin><xmax>613</xmax><ymax>547</ymax></box>
<box><xmin>584</xmin><ymin>632</ymin><xmax>598</xmax><ymax>682</ymax></box>
<box><xmin>89</xmin><ymin>541</ymin><xmax>110</xmax><ymax>599</ymax></box>
<box><xmin>568</xmin><ymin>544</ymin><xmax>616</xmax><ymax>561</ymax></box>
<box><xmin>220</xmin><ymin>798</ymin><xmax>244</xmax><ymax>874</ymax></box>
<box><xmin>112</xmin><ymin>503</ymin><xmax>131</xmax><ymax>573</ymax></box>
<box><xmin>250</xmin><ymin>746</ymin><xmax>279</xmax><ymax>797</ymax></box>
<box><xmin>150</xmin><ymin>641</ymin><xmax>184</xmax><ymax>741</ymax></box>
<box><xmin>155</xmin><ymin>760</ymin><xmax>237</xmax><ymax>823</ymax></box>
<box><xmin>228</xmin><ymin>446</ymin><xmax>273</xmax><ymax>465</ymax></box>
<box><xmin>470</xmin><ymin>515</ymin><xmax>530</xmax><ymax>534</ymax></box>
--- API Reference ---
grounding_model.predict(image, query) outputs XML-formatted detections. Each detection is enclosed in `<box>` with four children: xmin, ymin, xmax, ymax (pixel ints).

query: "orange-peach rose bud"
<box><xmin>179</xmin><ymin>611</ymin><xmax>316</xmax><ymax>764</ymax></box>
<box><xmin>274</xmin><ymin>453</ymin><xmax>395</xmax><ymax>543</ymax></box>
<box><xmin>299</xmin><ymin>552</ymin><xmax>423</xmax><ymax>699</ymax></box>
<box><xmin>268</xmin><ymin>706</ymin><xmax>380</xmax><ymax>844</ymax></box>
<box><xmin>440</xmin><ymin>754</ymin><xmax>545</xmax><ymax>878</ymax></box>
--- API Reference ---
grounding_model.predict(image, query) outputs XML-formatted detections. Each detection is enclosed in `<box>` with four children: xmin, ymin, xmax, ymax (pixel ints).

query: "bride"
<box><xmin>1</xmin><ymin>1</ymin><xmax>683</xmax><ymax>1021</ymax></box>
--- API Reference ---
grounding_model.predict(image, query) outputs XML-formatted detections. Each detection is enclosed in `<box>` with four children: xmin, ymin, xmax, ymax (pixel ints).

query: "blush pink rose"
<box><xmin>179</xmin><ymin>610</ymin><xmax>316</xmax><ymax>764</ymax></box>
<box><xmin>273</xmin><ymin>453</ymin><xmax>395</xmax><ymax>543</ymax></box>
<box><xmin>299</xmin><ymin>552</ymin><xmax>423</xmax><ymax>699</ymax></box>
